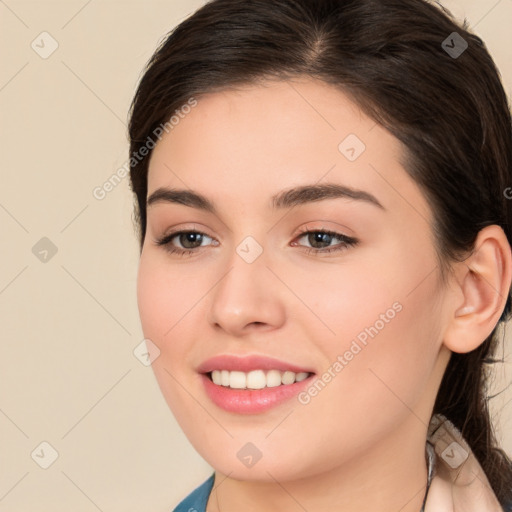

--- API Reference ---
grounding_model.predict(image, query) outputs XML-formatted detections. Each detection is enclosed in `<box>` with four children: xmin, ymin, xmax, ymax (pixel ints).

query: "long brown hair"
<box><xmin>127</xmin><ymin>0</ymin><xmax>512</xmax><ymax>505</ymax></box>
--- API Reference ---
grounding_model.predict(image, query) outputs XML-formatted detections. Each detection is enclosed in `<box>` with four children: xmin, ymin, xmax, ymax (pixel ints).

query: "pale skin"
<box><xmin>136</xmin><ymin>78</ymin><xmax>512</xmax><ymax>512</ymax></box>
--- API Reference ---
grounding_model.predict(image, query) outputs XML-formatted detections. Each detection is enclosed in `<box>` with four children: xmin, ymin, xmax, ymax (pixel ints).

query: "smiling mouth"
<box><xmin>206</xmin><ymin>369</ymin><xmax>313</xmax><ymax>389</ymax></box>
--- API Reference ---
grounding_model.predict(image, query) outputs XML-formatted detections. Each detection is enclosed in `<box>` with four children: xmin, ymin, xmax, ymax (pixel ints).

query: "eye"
<box><xmin>154</xmin><ymin>227</ymin><xmax>358</xmax><ymax>257</ymax></box>
<box><xmin>292</xmin><ymin>228</ymin><xmax>358</xmax><ymax>255</ymax></box>
<box><xmin>154</xmin><ymin>230</ymin><xmax>217</xmax><ymax>256</ymax></box>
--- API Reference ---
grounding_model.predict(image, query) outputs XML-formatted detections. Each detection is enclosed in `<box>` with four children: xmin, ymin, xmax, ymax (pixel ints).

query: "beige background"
<box><xmin>0</xmin><ymin>1</ymin><xmax>511</xmax><ymax>510</ymax></box>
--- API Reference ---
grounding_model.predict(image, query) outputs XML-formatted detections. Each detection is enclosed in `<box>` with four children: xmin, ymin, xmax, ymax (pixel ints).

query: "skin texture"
<box><xmin>136</xmin><ymin>78</ymin><xmax>511</xmax><ymax>512</ymax></box>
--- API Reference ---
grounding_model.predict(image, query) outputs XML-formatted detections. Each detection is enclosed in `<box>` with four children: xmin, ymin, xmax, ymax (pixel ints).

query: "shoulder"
<box><xmin>171</xmin><ymin>473</ymin><xmax>215</xmax><ymax>512</ymax></box>
<box><xmin>425</xmin><ymin>414</ymin><xmax>511</xmax><ymax>512</ymax></box>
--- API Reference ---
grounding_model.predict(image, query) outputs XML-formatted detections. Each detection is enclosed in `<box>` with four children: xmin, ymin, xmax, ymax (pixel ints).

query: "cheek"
<box><xmin>288</xmin><ymin>243</ymin><xmax>443</xmax><ymax>417</ymax></box>
<box><xmin>136</xmin><ymin>253</ymin><xmax>200</xmax><ymax>418</ymax></box>
<box><xmin>321</xmin><ymin>273</ymin><xmax>441</xmax><ymax>420</ymax></box>
<box><xmin>280</xmin><ymin>255</ymin><xmax>403</xmax><ymax>347</ymax></box>
<box><xmin>273</xmin><ymin>287</ymin><xmax>442</xmax><ymax>479</ymax></box>
<box><xmin>137</xmin><ymin>251</ymin><xmax>198</xmax><ymax>336</ymax></box>
<box><xmin>136</xmin><ymin>253</ymin><xmax>201</xmax><ymax>368</ymax></box>
<box><xmin>137</xmin><ymin>259</ymin><xmax>171</xmax><ymax>343</ymax></box>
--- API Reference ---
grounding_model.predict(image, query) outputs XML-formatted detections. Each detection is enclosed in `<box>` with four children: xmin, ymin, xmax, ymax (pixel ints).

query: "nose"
<box><xmin>206</xmin><ymin>246</ymin><xmax>286</xmax><ymax>337</ymax></box>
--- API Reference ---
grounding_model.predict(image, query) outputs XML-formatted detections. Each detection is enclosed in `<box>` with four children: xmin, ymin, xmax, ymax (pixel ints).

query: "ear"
<box><xmin>443</xmin><ymin>225</ymin><xmax>512</xmax><ymax>354</ymax></box>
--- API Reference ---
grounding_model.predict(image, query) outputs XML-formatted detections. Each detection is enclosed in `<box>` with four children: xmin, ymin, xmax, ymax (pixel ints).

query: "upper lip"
<box><xmin>197</xmin><ymin>355</ymin><xmax>315</xmax><ymax>374</ymax></box>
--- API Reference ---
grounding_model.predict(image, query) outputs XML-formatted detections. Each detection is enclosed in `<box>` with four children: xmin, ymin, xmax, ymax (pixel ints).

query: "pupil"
<box><xmin>182</xmin><ymin>233</ymin><xmax>202</xmax><ymax>248</ymax></box>
<box><xmin>310</xmin><ymin>232</ymin><xmax>331</xmax><ymax>248</ymax></box>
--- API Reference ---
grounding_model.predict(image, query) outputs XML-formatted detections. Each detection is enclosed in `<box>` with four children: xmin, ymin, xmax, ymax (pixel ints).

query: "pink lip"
<box><xmin>197</xmin><ymin>354</ymin><xmax>313</xmax><ymax>374</ymax></box>
<box><xmin>197</xmin><ymin>355</ymin><xmax>316</xmax><ymax>414</ymax></box>
<box><xmin>200</xmin><ymin>374</ymin><xmax>314</xmax><ymax>414</ymax></box>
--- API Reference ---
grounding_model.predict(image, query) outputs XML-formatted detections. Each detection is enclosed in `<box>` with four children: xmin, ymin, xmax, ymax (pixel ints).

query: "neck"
<box><xmin>208</xmin><ymin>415</ymin><xmax>429</xmax><ymax>512</ymax></box>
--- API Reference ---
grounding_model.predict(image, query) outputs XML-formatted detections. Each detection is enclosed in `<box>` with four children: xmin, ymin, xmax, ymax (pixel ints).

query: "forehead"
<box><xmin>146</xmin><ymin>78</ymin><xmax>432</xmax><ymax>223</ymax></box>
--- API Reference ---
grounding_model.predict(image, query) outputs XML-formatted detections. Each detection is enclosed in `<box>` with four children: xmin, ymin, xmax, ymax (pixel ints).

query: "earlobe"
<box><xmin>443</xmin><ymin>225</ymin><xmax>512</xmax><ymax>354</ymax></box>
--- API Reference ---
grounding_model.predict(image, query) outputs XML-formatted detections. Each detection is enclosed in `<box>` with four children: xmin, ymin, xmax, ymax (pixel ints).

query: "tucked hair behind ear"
<box><xmin>128</xmin><ymin>0</ymin><xmax>512</xmax><ymax>505</ymax></box>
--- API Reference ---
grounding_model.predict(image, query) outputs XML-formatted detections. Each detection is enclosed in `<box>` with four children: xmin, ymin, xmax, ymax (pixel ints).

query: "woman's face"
<box><xmin>137</xmin><ymin>78</ymin><xmax>452</xmax><ymax>481</ymax></box>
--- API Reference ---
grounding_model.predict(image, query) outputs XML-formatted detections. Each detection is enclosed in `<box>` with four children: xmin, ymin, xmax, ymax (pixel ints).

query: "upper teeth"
<box><xmin>210</xmin><ymin>370</ymin><xmax>309</xmax><ymax>389</ymax></box>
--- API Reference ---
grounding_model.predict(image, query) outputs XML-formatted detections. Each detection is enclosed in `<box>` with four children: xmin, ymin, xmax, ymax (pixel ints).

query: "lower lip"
<box><xmin>200</xmin><ymin>373</ymin><xmax>314</xmax><ymax>414</ymax></box>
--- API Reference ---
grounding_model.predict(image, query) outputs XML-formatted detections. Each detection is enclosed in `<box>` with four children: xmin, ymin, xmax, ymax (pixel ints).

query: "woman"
<box><xmin>127</xmin><ymin>0</ymin><xmax>512</xmax><ymax>510</ymax></box>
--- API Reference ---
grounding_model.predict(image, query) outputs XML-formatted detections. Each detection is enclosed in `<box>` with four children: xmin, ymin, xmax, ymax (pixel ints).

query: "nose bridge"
<box><xmin>207</xmin><ymin>233</ymin><xmax>286</xmax><ymax>333</ymax></box>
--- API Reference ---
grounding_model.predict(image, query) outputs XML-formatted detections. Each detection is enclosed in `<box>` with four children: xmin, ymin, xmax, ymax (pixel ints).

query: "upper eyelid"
<box><xmin>160</xmin><ymin>218</ymin><xmax>354</xmax><ymax>237</ymax></box>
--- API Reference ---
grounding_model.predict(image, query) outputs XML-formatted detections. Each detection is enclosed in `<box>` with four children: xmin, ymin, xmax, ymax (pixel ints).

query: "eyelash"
<box><xmin>155</xmin><ymin>227</ymin><xmax>358</xmax><ymax>258</ymax></box>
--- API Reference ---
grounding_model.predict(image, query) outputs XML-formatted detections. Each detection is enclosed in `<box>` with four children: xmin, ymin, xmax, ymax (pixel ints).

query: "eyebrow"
<box><xmin>146</xmin><ymin>182</ymin><xmax>385</xmax><ymax>212</ymax></box>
